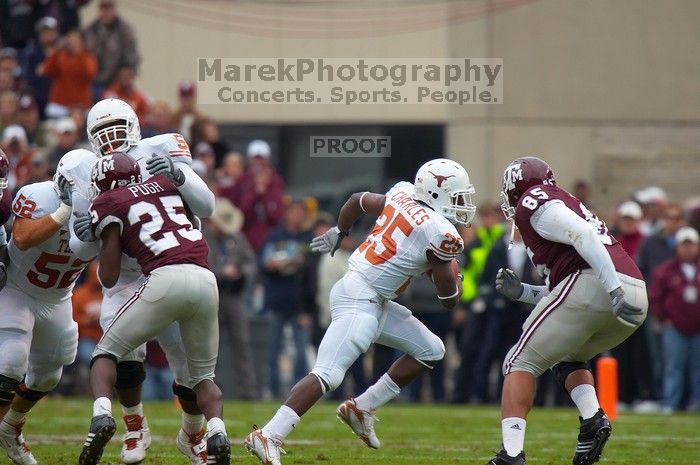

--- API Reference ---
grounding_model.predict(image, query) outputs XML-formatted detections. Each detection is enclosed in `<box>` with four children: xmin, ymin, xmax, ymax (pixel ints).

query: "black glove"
<box><xmin>0</xmin><ymin>262</ymin><xmax>6</xmax><ymax>293</ymax></box>
<box><xmin>74</xmin><ymin>212</ymin><xmax>96</xmax><ymax>242</ymax></box>
<box><xmin>609</xmin><ymin>287</ymin><xmax>645</xmax><ymax>327</ymax></box>
<box><xmin>56</xmin><ymin>174</ymin><xmax>73</xmax><ymax>207</ymax></box>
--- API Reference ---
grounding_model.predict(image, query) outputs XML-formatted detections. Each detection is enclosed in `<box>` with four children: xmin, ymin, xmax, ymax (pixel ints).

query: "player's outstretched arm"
<box><xmin>337</xmin><ymin>192</ymin><xmax>385</xmax><ymax>232</ymax></box>
<box><xmin>427</xmin><ymin>250</ymin><xmax>462</xmax><ymax>309</ymax></box>
<box><xmin>97</xmin><ymin>223</ymin><xmax>123</xmax><ymax>288</ymax></box>
<box><xmin>12</xmin><ymin>212</ymin><xmax>66</xmax><ymax>250</ymax></box>
<box><xmin>172</xmin><ymin>163</ymin><xmax>216</xmax><ymax>218</ymax></box>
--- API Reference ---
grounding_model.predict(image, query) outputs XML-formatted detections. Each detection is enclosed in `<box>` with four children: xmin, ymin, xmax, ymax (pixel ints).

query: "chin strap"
<box><xmin>508</xmin><ymin>220</ymin><xmax>517</xmax><ymax>250</ymax></box>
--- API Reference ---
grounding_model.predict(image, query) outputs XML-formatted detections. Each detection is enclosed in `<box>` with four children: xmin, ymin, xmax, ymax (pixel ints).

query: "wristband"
<box><xmin>49</xmin><ymin>203</ymin><xmax>72</xmax><ymax>225</ymax></box>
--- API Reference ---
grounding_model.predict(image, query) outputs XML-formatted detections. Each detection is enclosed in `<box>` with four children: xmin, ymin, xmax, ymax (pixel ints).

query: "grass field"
<box><xmin>15</xmin><ymin>398</ymin><xmax>699</xmax><ymax>464</ymax></box>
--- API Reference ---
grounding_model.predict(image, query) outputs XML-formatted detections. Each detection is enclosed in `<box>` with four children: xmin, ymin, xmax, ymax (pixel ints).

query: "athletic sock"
<box><xmin>570</xmin><ymin>384</ymin><xmax>600</xmax><ymax>420</ymax></box>
<box><xmin>182</xmin><ymin>412</ymin><xmax>204</xmax><ymax>435</ymax></box>
<box><xmin>93</xmin><ymin>397</ymin><xmax>112</xmax><ymax>417</ymax></box>
<box><xmin>501</xmin><ymin>417</ymin><xmax>526</xmax><ymax>458</ymax></box>
<box><xmin>121</xmin><ymin>403</ymin><xmax>144</xmax><ymax>417</ymax></box>
<box><xmin>262</xmin><ymin>405</ymin><xmax>300</xmax><ymax>442</ymax></box>
<box><xmin>354</xmin><ymin>373</ymin><xmax>401</xmax><ymax>411</ymax></box>
<box><xmin>206</xmin><ymin>417</ymin><xmax>227</xmax><ymax>438</ymax></box>
<box><xmin>0</xmin><ymin>408</ymin><xmax>25</xmax><ymax>435</ymax></box>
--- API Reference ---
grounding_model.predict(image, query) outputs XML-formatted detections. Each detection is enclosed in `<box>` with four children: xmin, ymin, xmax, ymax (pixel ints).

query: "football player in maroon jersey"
<box><xmin>78</xmin><ymin>153</ymin><xmax>230</xmax><ymax>465</ymax></box>
<box><xmin>484</xmin><ymin>157</ymin><xmax>647</xmax><ymax>465</ymax></box>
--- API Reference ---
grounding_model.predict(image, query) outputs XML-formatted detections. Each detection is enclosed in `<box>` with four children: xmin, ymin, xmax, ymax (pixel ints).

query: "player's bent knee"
<box><xmin>552</xmin><ymin>361</ymin><xmax>589</xmax><ymax>390</ymax></box>
<box><xmin>0</xmin><ymin>374</ymin><xmax>20</xmax><ymax>405</ymax></box>
<box><xmin>172</xmin><ymin>382</ymin><xmax>197</xmax><ymax>402</ymax></box>
<box><xmin>115</xmin><ymin>361</ymin><xmax>146</xmax><ymax>390</ymax></box>
<box><xmin>310</xmin><ymin>369</ymin><xmax>339</xmax><ymax>393</ymax></box>
<box><xmin>414</xmin><ymin>334</ymin><xmax>445</xmax><ymax>367</ymax></box>
<box><xmin>16</xmin><ymin>383</ymin><xmax>49</xmax><ymax>402</ymax></box>
<box><xmin>25</xmin><ymin>367</ymin><xmax>63</xmax><ymax>393</ymax></box>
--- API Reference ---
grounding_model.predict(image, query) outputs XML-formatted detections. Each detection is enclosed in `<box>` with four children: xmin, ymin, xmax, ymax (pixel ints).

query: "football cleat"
<box><xmin>336</xmin><ymin>398</ymin><xmax>380</xmax><ymax>449</ymax></box>
<box><xmin>79</xmin><ymin>414</ymin><xmax>117</xmax><ymax>465</ymax></box>
<box><xmin>0</xmin><ymin>418</ymin><xmax>37</xmax><ymax>465</ymax></box>
<box><xmin>573</xmin><ymin>409</ymin><xmax>611</xmax><ymax>465</ymax></box>
<box><xmin>244</xmin><ymin>427</ymin><xmax>285</xmax><ymax>465</ymax></box>
<box><xmin>485</xmin><ymin>449</ymin><xmax>526</xmax><ymax>465</ymax></box>
<box><xmin>176</xmin><ymin>428</ymin><xmax>208</xmax><ymax>465</ymax></box>
<box><xmin>120</xmin><ymin>414</ymin><xmax>151</xmax><ymax>464</ymax></box>
<box><xmin>206</xmin><ymin>431</ymin><xmax>231</xmax><ymax>465</ymax></box>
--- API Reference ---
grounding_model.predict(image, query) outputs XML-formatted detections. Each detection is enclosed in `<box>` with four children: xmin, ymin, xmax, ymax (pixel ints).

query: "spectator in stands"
<box><xmin>650</xmin><ymin>226</ymin><xmax>700</xmax><ymax>412</ymax></box>
<box><xmin>0</xmin><ymin>90</ymin><xmax>18</xmax><ymax>131</ymax></box>
<box><xmin>614</xmin><ymin>201</ymin><xmax>645</xmax><ymax>257</ymax></box>
<box><xmin>193</xmin><ymin>142</ymin><xmax>217</xmax><ymax>180</ymax></box>
<box><xmin>638</xmin><ymin>203</ymin><xmax>686</xmax><ymax>282</ymax></box>
<box><xmin>16</xmin><ymin>94</ymin><xmax>47</xmax><ymax>148</ymax></box>
<box><xmin>84</xmin><ymin>0</ymin><xmax>140</xmax><ymax>101</ymax></box>
<box><xmin>573</xmin><ymin>179</ymin><xmax>593</xmax><ymax>208</ymax></box>
<box><xmin>69</xmin><ymin>106</ymin><xmax>87</xmax><ymax>142</ymax></box>
<box><xmin>26</xmin><ymin>153</ymin><xmax>51</xmax><ymax>184</ymax></box>
<box><xmin>37</xmin><ymin>0</ymin><xmax>90</xmax><ymax>34</ymax></box>
<box><xmin>205</xmin><ymin>198</ymin><xmax>259</xmax><ymax>399</ymax></box>
<box><xmin>141</xmin><ymin>100</ymin><xmax>176</xmax><ymax>138</ymax></box>
<box><xmin>635</xmin><ymin>186</ymin><xmax>668</xmax><ymax>236</ymax></box>
<box><xmin>218</xmin><ymin>151</ymin><xmax>245</xmax><ymax>195</ymax></box>
<box><xmin>192</xmin><ymin>118</ymin><xmax>229</xmax><ymax>167</ymax></box>
<box><xmin>2</xmin><ymin>124</ymin><xmax>32</xmax><ymax>190</ymax></box>
<box><xmin>262</xmin><ymin>199</ymin><xmax>313</xmax><ymax>397</ymax></box>
<box><xmin>103</xmin><ymin>65</ymin><xmax>148</xmax><ymax>124</ymax></box>
<box><xmin>173</xmin><ymin>80</ymin><xmax>200</xmax><ymax>143</ymax></box>
<box><xmin>142</xmin><ymin>341</ymin><xmax>174</xmax><ymax>401</ymax></box>
<box><xmin>71</xmin><ymin>262</ymin><xmax>103</xmax><ymax>392</ymax></box>
<box><xmin>233</xmin><ymin>140</ymin><xmax>285</xmax><ymax>252</ymax></box>
<box><xmin>45</xmin><ymin>117</ymin><xmax>80</xmax><ymax>168</ymax></box>
<box><xmin>453</xmin><ymin>203</ymin><xmax>505</xmax><ymax>403</ymax></box>
<box><xmin>0</xmin><ymin>48</ymin><xmax>23</xmax><ymax>91</ymax></box>
<box><xmin>39</xmin><ymin>29</ymin><xmax>97</xmax><ymax>117</ymax></box>
<box><xmin>0</xmin><ymin>4</ymin><xmax>35</xmax><ymax>49</ymax></box>
<box><xmin>20</xmin><ymin>17</ymin><xmax>60</xmax><ymax>117</ymax></box>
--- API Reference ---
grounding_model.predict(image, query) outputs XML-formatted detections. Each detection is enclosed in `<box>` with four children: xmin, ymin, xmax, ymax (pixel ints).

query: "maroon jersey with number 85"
<box><xmin>515</xmin><ymin>184</ymin><xmax>642</xmax><ymax>290</ymax></box>
<box><xmin>89</xmin><ymin>176</ymin><xmax>209</xmax><ymax>275</ymax></box>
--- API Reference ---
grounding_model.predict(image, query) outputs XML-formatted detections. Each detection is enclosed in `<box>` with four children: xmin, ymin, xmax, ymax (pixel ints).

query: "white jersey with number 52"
<box><xmin>7</xmin><ymin>182</ymin><xmax>91</xmax><ymax>302</ymax></box>
<box><xmin>348</xmin><ymin>182</ymin><xmax>464</xmax><ymax>299</ymax></box>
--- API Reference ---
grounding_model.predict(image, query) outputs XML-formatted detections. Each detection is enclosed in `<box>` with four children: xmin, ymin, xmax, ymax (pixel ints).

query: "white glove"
<box><xmin>495</xmin><ymin>268</ymin><xmax>524</xmax><ymax>301</ymax></box>
<box><xmin>146</xmin><ymin>153</ymin><xmax>185</xmax><ymax>186</ymax></box>
<box><xmin>310</xmin><ymin>226</ymin><xmax>347</xmax><ymax>256</ymax></box>
<box><xmin>74</xmin><ymin>212</ymin><xmax>96</xmax><ymax>242</ymax></box>
<box><xmin>609</xmin><ymin>287</ymin><xmax>645</xmax><ymax>327</ymax></box>
<box><xmin>56</xmin><ymin>174</ymin><xmax>73</xmax><ymax>207</ymax></box>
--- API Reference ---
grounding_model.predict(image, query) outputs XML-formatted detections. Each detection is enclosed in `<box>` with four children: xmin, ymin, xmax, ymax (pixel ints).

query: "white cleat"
<box><xmin>120</xmin><ymin>415</ymin><xmax>151</xmax><ymax>465</ymax></box>
<box><xmin>0</xmin><ymin>420</ymin><xmax>37</xmax><ymax>465</ymax></box>
<box><xmin>244</xmin><ymin>428</ymin><xmax>285</xmax><ymax>465</ymax></box>
<box><xmin>337</xmin><ymin>398</ymin><xmax>381</xmax><ymax>449</ymax></box>
<box><xmin>176</xmin><ymin>428</ymin><xmax>208</xmax><ymax>465</ymax></box>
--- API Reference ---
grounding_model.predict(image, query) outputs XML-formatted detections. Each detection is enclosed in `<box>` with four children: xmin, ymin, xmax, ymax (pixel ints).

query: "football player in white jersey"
<box><xmin>69</xmin><ymin>98</ymin><xmax>216</xmax><ymax>465</ymax></box>
<box><xmin>0</xmin><ymin>149</ymin><xmax>96</xmax><ymax>465</ymax></box>
<box><xmin>245</xmin><ymin>159</ymin><xmax>475</xmax><ymax>464</ymax></box>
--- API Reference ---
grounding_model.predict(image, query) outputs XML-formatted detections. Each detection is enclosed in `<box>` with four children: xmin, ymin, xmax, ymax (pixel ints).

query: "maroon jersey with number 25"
<box><xmin>89</xmin><ymin>176</ymin><xmax>209</xmax><ymax>275</ymax></box>
<box><xmin>515</xmin><ymin>184</ymin><xmax>642</xmax><ymax>290</ymax></box>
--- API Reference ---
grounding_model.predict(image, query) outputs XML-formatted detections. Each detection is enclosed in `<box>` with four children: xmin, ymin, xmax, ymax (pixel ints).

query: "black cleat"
<box><xmin>206</xmin><ymin>432</ymin><xmax>231</xmax><ymax>465</ymax></box>
<box><xmin>573</xmin><ymin>408</ymin><xmax>611</xmax><ymax>465</ymax></box>
<box><xmin>485</xmin><ymin>449</ymin><xmax>526</xmax><ymax>465</ymax></box>
<box><xmin>78</xmin><ymin>414</ymin><xmax>116</xmax><ymax>465</ymax></box>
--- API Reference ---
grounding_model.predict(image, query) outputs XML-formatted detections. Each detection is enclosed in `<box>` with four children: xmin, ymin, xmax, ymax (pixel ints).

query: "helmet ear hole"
<box><xmin>431</xmin><ymin>192</ymin><xmax>438</xmax><ymax>199</ymax></box>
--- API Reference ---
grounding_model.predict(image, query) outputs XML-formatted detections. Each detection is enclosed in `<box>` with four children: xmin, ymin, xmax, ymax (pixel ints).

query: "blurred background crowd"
<box><xmin>1</xmin><ymin>0</ymin><xmax>699</xmax><ymax>414</ymax></box>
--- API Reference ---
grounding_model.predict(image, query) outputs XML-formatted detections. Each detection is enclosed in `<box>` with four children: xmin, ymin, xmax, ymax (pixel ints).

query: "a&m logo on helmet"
<box><xmin>503</xmin><ymin>163</ymin><xmax>523</xmax><ymax>191</ymax></box>
<box><xmin>93</xmin><ymin>158</ymin><xmax>115</xmax><ymax>182</ymax></box>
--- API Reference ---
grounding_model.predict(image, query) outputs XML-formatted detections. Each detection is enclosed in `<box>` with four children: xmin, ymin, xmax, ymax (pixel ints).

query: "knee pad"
<box><xmin>24</xmin><ymin>367</ymin><xmax>63</xmax><ymax>393</ymax></box>
<box><xmin>0</xmin><ymin>374</ymin><xmax>20</xmax><ymax>405</ymax></box>
<box><xmin>310</xmin><ymin>369</ymin><xmax>339</xmax><ymax>393</ymax></box>
<box><xmin>115</xmin><ymin>361</ymin><xmax>146</xmax><ymax>390</ymax></box>
<box><xmin>415</xmin><ymin>335</ymin><xmax>446</xmax><ymax>368</ymax></box>
<box><xmin>172</xmin><ymin>382</ymin><xmax>197</xmax><ymax>402</ymax></box>
<box><xmin>16</xmin><ymin>383</ymin><xmax>48</xmax><ymax>402</ymax></box>
<box><xmin>552</xmin><ymin>362</ymin><xmax>590</xmax><ymax>391</ymax></box>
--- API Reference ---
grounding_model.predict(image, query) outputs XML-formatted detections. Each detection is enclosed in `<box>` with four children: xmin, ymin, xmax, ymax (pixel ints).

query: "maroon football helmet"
<box><xmin>0</xmin><ymin>149</ymin><xmax>8</xmax><ymax>191</ymax></box>
<box><xmin>500</xmin><ymin>156</ymin><xmax>556</xmax><ymax>220</ymax></box>
<box><xmin>89</xmin><ymin>151</ymin><xmax>141</xmax><ymax>199</ymax></box>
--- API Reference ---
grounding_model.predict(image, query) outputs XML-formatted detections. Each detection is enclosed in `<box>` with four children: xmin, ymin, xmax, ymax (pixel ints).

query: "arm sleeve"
<box><xmin>531</xmin><ymin>200</ymin><xmax>622</xmax><ymax>293</ymax></box>
<box><xmin>175</xmin><ymin>163</ymin><xmax>216</xmax><ymax>218</ymax></box>
<box><xmin>68</xmin><ymin>192</ymin><xmax>100</xmax><ymax>261</ymax></box>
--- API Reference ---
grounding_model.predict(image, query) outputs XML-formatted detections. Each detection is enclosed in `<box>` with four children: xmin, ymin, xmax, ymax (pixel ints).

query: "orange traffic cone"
<box><xmin>596</xmin><ymin>354</ymin><xmax>618</xmax><ymax>421</ymax></box>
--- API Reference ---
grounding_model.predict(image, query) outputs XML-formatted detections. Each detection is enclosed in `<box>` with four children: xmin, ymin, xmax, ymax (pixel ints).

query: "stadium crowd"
<box><xmin>1</xmin><ymin>0</ymin><xmax>698</xmax><ymax>413</ymax></box>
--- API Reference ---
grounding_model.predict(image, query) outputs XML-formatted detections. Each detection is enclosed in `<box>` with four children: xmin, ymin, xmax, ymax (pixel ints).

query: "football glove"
<box><xmin>0</xmin><ymin>262</ymin><xmax>6</xmax><ymax>293</ymax></box>
<box><xmin>609</xmin><ymin>286</ymin><xmax>645</xmax><ymax>327</ymax></box>
<box><xmin>74</xmin><ymin>212</ymin><xmax>96</xmax><ymax>242</ymax></box>
<box><xmin>310</xmin><ymin>226</ymin><xmax>347</xmax><ymax>257</ymax></box>
<box><xmin>56</xmin><ymin>174</ymin><xmax>73</xmax><ymax>207</ymax></box>
<box><xmin>495</xmin><ymin>268</ymin><xmax>524</xmax><ymax>301</ymax></box>
<box><xmin>146</xmin><ymin>153</ymin><xmax>185</xmax><ymax>186</ymax></box>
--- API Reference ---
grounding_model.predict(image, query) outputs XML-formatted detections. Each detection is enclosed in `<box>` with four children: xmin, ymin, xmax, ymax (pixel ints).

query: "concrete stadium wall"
<box><xmin>84</xmin><ymin>0</ymin><xmax>700</xmax><ymax>209</ymax></box>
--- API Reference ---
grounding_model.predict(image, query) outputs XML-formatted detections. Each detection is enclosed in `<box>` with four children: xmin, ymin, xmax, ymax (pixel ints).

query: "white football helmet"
<box><xmin>414</xmin><ymin>158</ymin><xmax>476</xmax><ymax>225</ymax></box>
<box><xmin>86</xmin><ymin>98</ymin><xmax>141</xmax><ymax>156</ymax></box>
